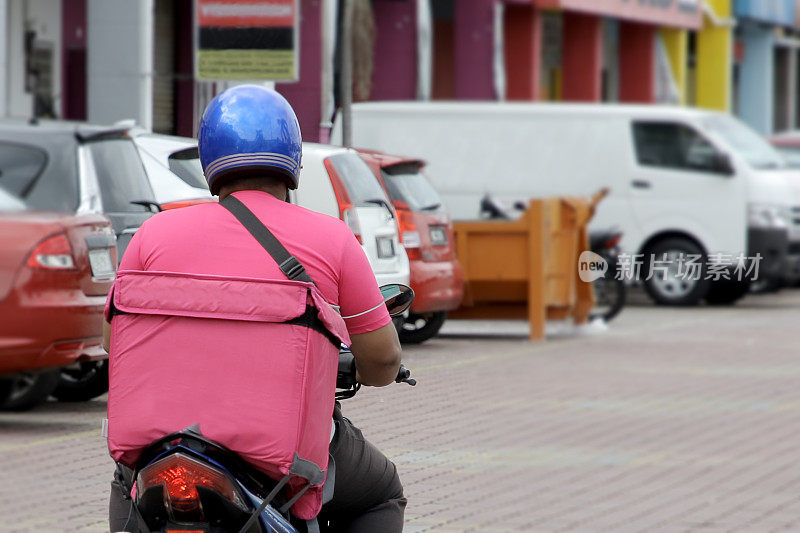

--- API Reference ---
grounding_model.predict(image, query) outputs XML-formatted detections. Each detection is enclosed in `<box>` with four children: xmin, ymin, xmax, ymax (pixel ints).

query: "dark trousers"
<box><xmin>109</xmin><ymin>407</ymin><xmax>406</xmax><ymax>532</ymax></box>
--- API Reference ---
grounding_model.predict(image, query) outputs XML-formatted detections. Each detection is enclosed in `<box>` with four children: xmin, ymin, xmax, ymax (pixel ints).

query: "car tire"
<box><xmin>705</xmin><ymin>279</ymin><xmax>750</xmax><ymax>306</ymax></box>
<box><xmin>52</xmin><ymin>360</ymin><xmax>109</xmax><ymax>402</ymax></box>
<box><xmin>0</xmin><ymin>369</ymin><xmax>61</xmax><ymax>412</ymax></box>
<box><xmin>398</xmin><ymin>311</ymin><xmax>447</xmax><ymax>344</ymax></box>
<box><xmin>643</xmin><ymin>238</ymin><xmax>710</xmax><ymax>306</ymax></box>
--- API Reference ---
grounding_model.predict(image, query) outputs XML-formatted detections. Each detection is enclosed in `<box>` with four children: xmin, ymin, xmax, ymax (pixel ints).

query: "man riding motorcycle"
<box><xmin>105</xmin><ymin>85</ymin><xmax>406</xmax><ymax>532</ymax></box>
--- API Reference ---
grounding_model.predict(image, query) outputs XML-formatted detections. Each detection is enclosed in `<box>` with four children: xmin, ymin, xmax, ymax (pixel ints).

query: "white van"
<box><xmin>132</xmin><ymin>134</ymin><xmax>410</xmax><ymax>288</ymax></box>
<box><xmin>335</xmin><ymin>102</ymin><xmax>800</xmax><ymax>305</ymax></box>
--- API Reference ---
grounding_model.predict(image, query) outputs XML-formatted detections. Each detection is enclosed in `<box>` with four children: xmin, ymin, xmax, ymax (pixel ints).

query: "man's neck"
<box><xmin>219</xmin><ymin>186</ymin><xmax>287</xmax><ymax>202</ymax></box>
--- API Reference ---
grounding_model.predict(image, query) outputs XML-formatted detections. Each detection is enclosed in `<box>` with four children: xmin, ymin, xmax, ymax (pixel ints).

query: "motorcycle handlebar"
<box><xmin>337</xmin><ymin>349</ymin><xmax>416</xmax><ymax>391</ymax></box>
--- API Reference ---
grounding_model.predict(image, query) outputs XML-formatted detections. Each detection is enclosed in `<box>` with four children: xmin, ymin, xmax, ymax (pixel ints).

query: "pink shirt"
<box><xmin>118</xmin><ymin>190</ymin><xmax>390</xmax><ymax>335</ymax></box>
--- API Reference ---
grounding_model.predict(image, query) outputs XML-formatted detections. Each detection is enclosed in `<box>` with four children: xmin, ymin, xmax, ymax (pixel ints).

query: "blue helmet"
<box><xmin>198</xmin><ymin>85</ymin><xmax>302</xmax><ymax>194</ymax></box>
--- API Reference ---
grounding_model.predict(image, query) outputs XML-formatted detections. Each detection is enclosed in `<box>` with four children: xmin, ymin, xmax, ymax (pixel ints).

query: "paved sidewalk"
<box><xmin>1</xmin><ymin>290</ymin><xmax>799</xmax><ymax>531</ymax></box>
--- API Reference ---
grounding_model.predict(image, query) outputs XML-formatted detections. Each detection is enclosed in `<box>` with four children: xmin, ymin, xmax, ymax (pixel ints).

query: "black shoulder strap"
<box><xmin>219</xmin><ymin>195</ymin><xmax>315</xmax><ymax>284</ymax></box>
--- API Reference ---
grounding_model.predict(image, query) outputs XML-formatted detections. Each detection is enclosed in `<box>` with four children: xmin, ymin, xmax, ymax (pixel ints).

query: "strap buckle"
<box><xmin>279</xmin><ymin>256</ymin><xmax>307</xmax><ymax>280</ymax></box>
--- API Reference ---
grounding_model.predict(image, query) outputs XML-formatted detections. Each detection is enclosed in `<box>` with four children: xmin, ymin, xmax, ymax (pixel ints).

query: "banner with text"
<box><xmin>195</xmin><ymin>0</ymin><xmax>298</xmax><ymax>81</ymax></box>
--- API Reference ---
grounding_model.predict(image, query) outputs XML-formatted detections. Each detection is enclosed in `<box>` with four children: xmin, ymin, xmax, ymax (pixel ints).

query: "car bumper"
<box><xmin>0</xmin><ymin>293</ymin><xmax>108</xmax><ymax>375</ymax></box>
<box><xmin>748</xmin><ymin>227</ymin><xmax>789</xmax><ymax>283</ymax></box>
<box><xmin>409</xmin><ymin>259</ymin><xmax>465</xmax><ymax>313</ymax></box>
<box><xmin>785</xmin><ymin>240</ymin><xmax>800</xmax><ymax>283</ymax></box>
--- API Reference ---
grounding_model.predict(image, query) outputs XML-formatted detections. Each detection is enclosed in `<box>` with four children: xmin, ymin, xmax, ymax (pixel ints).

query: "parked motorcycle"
<box><xmin>120</xmin><ymin>284</ymin><xmax>416</xmax><ymax>533</ymax></box>
<box><xmin>588</xmin><ymin>228</ymin><xmax>626</xmax><ymax>322</ymax></box>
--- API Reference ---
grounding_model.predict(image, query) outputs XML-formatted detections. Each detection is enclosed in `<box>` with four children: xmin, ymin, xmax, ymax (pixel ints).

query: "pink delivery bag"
<box><xmin>105</xmin><ymin>269</ymin><xmax>349</xmax><ymax>519</ymax></box>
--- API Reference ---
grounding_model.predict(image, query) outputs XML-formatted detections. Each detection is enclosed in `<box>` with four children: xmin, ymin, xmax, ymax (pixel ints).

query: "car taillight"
<box><xmin>394</xmin><ymin>201</ymin><xmax>421</xmax><ymax>260</ymax></box>
<box><xmin>27</xmin><ymin>234</ymin><xmax>76</xmax><ymax>270</ymax></box>
<box><xmin>342</xmin><ymin>208</ymin><xmax>363</xmax><ymax>244</ymax></box>
<box><xmin>137</xmin><ymin>453</ymin><xmax>245</xmax><ymax>521</ymax></box>
<box><xmin>325</xmin><ymin>158</ymin><xmax>363</xmax><ymax>244</ymax></box>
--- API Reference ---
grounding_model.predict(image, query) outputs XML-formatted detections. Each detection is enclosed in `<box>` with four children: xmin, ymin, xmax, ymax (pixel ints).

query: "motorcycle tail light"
<box><xmin>138</xmin><ymin>453</ymin><xmax>246</xmax><ymax>521</ymax></box>
<box><xmin>604</xmin><ymin>234</ymin><xmax>623</xmax><ymax>249</ymax></box>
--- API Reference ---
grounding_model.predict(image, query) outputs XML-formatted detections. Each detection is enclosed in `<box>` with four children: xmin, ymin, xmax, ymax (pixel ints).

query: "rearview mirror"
<box><xmin>380</xmin><ymin>284</ymin><xmax>415</xmax><ymax>317</ymax></box>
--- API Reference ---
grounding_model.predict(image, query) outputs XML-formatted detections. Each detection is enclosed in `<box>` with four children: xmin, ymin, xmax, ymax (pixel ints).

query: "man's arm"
<box><xmin>103</xmin><ymin>320</ymin><xmax>111</xmax><ymax>353</ymax></box>
<box><xmin>336</xmin><ymin>226</ymin><xmax>403</xmax><ymax>387</ymax></box>
<box><xmin>349</xmin><ymin>322</ymin><xmax>401</xmax><ymax>386</ymax></box>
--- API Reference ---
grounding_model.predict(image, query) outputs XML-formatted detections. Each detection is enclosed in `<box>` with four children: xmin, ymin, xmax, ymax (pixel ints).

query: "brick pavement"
<box><xmin>1</xmin><ymin>290</ymin><xmax>799</xmax><ymax>532</ymax></box>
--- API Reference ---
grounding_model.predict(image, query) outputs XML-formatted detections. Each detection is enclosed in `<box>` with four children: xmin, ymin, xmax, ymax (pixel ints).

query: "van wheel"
<box><xmin>643</xmin><ymin>238</ymin><xmax>710</xmax><ymax>306</ymax></box>
<box><xmin>705</xmin><ymin>279</ymin><xmax>750</xmax><ymax>305</ymax></box>
<box><xmin>398</xmin><ymin>312</ymin><xmax>447</xmax><ymax>344</ymax></box>
<box><xmin>52</xmin><ymin>360</ymin><xmax>109</xmax><ymax>402</ymax></box>
<box><xmin>0</xmin><ymin>370</ymin><xmax>60</xmax><ymax>411</ymax></box>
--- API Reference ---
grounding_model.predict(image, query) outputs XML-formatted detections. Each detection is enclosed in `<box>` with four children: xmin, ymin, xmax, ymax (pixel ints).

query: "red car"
<box><xmin>0</xmin><ymin>190</ymin><xmax>116</xmax><ymax>410</ymax></box>
<box><xmin>359</xmin><ymin>150</ymin><xmax>464</xmax><ymax>343</ymax></box>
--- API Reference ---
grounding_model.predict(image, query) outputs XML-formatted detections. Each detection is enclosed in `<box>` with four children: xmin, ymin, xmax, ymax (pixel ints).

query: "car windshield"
<box><xmin>327</xmin><ymin>152</ymin><xmax>391</xmax><ymax>206</ymax></box>
<box><xmin>168</xmin><ymin>148</ymin><xmax>208</xmax><ymax>190</ymax></box>
<box><xmin>381</xmin><ymin>163</ymin><xmax>444</xmax><ymax>212</ymax></box>
<box><xmin>703</xmin><ymin>114</ymin><xmax>786</xmax><ymax>170</ymax></box>
<box><xmin>89</xmin><ymin>138</ymin><xmax>156</xmax><ymax>212</ymax></box>
<box><xmin>773</xmin><ymin>145</ymin><xmax>800</xmax><ymax>169</ymax></box>
<box><xmin>0</xmin><ymin>188</ymin><xmax>26</xmax><ymax>212</ymax></box>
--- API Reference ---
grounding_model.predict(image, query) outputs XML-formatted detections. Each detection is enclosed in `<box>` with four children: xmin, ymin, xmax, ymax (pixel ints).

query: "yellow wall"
<box><xmin>695</xmin><ymin>0</ymin><xmax>732</xmax><ymax>111</ymax></box>
<box><xmin>660</xmin><ymin>28</ymin><xmax>687</xmax><ymax>105</ymax></box>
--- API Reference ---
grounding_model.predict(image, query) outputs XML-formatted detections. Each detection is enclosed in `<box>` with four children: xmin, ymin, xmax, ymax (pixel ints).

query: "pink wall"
<box><xmin>504</xmin><ymin>4</ymin><xmax>541</xmax><ymax>101</ymax></box>
<box><xmin>618</xmin><ymin>22</ymin><xmax>656</xmax><ymax>103</ymax></box>
<box><xmin>454</xmin><ymin>0</ymin><xmax>495</xmax><ymax>100</ymax></box>
<box><xmin>561</xmin><ymin>11</ymin><xmax>602</xmax><ymax>101</ymax></box>
<box><xmin>61</xmin><ymin>0</ymin><xmax>87</xmax><ymax>120</ymax></box>
<box><xmin>371</xmin><ymin>0</ymin><xmax>417</xmax><ymax>100</ymax></box>
<box><xmin>277</xmin><ymin>0</ymin><xmax>323</xmax><ymax>142</ymax></box>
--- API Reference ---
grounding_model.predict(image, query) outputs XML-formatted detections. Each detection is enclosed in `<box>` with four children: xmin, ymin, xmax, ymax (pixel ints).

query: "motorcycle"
<box><xmin>121</xmin><ymin>284</ymin><xmax>416</xmax><ymax>533</ymax></box>
<box><xmin>588</xmin><ymin>228</ymin><xmax>626</xmax><ymax>322</ymax></box>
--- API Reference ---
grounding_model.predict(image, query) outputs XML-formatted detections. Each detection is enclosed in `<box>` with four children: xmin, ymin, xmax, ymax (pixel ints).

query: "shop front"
<box><xmin>517</xmin><ymin>0</ymin><xmax>703</xmax><ymax>104</ymax></box>
<box><xmin>735</xmin><ymin>0</ymin><xmax>799</xmax><ymax>134</ymax></box>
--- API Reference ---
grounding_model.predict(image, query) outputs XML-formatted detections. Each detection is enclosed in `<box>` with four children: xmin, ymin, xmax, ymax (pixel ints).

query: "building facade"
<box><xmin>2</xmin><ymin>0</ymin><xmax>800</xmax><ymax>141</ymax></box>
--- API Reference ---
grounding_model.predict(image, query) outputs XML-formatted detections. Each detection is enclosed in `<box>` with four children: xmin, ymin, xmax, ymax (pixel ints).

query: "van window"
<box><xmin>703</xmin><ymin>114</ymin><xmax>785</xmax><ymax>170</ymax></box>
<box><xmin>0</xmin><ymin>142</ymin><xmax>47</xmax><ymax>197</ymax></box>
<box><xmin>327</xmin><ymin>152</ymin><xmax>390</xmax><ymax>205</ymax></box>
<box><xmin>382</xmin><ymin>163</ymin><xmax>443</xmax><ymax>212</ymax></box>
<box><xmin>632</xmin><ymin>122</ymin><xmax>724</xmax><ymax>173</ymax></box>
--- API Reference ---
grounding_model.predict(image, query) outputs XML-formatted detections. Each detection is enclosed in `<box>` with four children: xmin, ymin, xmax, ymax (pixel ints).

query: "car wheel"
<box><xmin>643</xmin><ymin>238</ymin><xmax>710</xmax><ymax>306</ymax></box>
<box><xmin>52</xmin><ymin>360</ymin><xmax>109</xmax><ymax>402</ymax></box>
<box><xmin>705</xmin><ymin>279</ymin><xmax>750</xmax><ymax>306</ymax></box>
<box><xmin>0</xmin><ymin>370</ymin><xmax>61</xmax><ymax>412</ymax></box>
<box><xmin>398</xmin><ymin>312</ymin><xmax>447</xmax><ymax>344</ymax></box>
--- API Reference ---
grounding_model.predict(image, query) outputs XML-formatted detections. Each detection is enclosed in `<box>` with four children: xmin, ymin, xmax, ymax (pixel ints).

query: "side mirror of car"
<box><xmin>380</xmin><ymin>284</ymin><xmax>415</xmax><ymax>317</ymax></box>
<box><xmin>713</xmin><ymin>153</ymin><xmax>735</xmax><ymax>176</ymax></box>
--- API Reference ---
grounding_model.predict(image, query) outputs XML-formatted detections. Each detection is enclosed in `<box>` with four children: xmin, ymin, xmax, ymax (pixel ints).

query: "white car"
<box><xmin>132</xmin><ymin>132</ymin><xmax>213</xmax><ymax>208</ymax></box>
<box><xmin>133</xmin><ymin>133</ymin><xmax>410</xmax><ymax>287</ymax></box>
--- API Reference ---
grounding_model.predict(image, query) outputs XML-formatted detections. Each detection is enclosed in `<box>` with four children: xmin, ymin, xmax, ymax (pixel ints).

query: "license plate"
<box><xmin>429</xmin><ymin>226</ymin><xmax>447</xmax><ymax>245</ymax></box>
<box><xmin>376</xmin><ymin>237</ymin><xmax>395</xmax><ymax>258</ymax></box>
<box><xmin>88</xmin><ymin>249</ymin><xmax>115</xmax><ymax>279</ymax></box>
